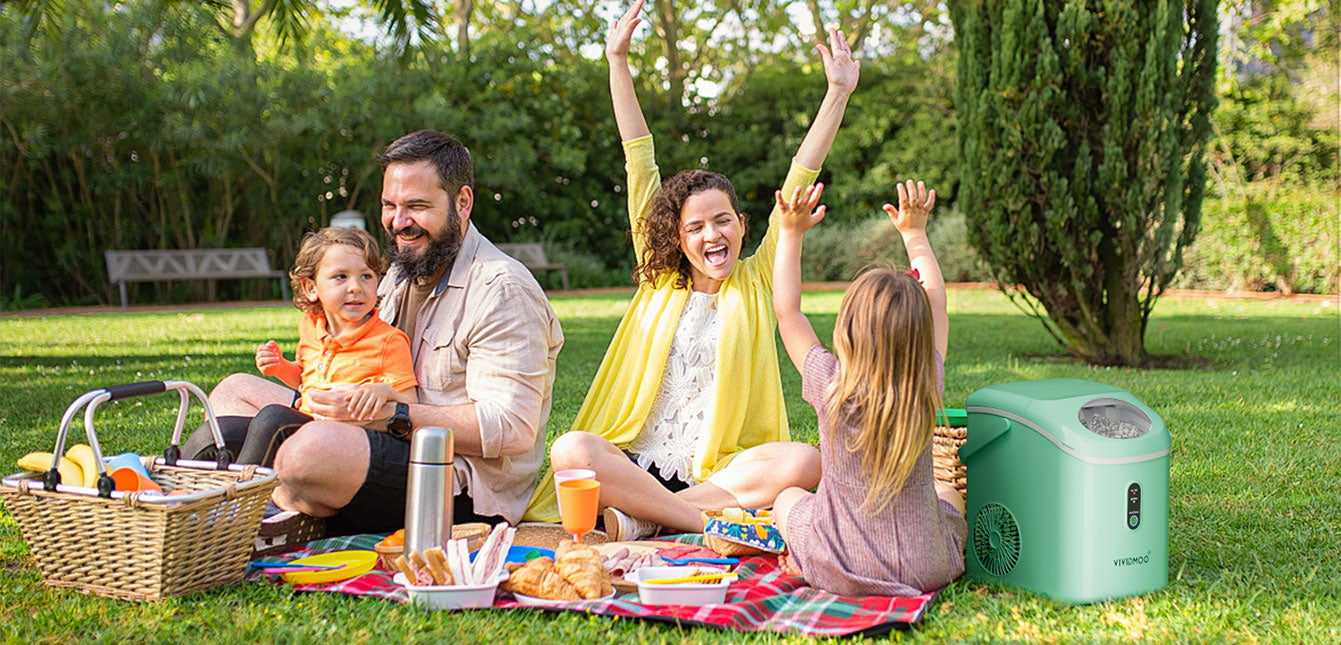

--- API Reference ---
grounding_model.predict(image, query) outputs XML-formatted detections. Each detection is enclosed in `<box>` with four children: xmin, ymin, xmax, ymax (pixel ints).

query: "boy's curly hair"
<box><xmin>633</xmin><ymin>170</ymin><xmax>746</xmax><ymax>289</ymax></box>
<box><xmin>290</xmin><ymin>227</ymin><xmax>388</xmax><ymax>314</ymax></box>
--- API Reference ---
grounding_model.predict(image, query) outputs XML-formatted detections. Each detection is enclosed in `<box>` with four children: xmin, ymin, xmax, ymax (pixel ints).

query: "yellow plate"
<box><xmin>281</xmin><ymin>550</ymin><xmax>377</xmax><ymax>585</ymax></box>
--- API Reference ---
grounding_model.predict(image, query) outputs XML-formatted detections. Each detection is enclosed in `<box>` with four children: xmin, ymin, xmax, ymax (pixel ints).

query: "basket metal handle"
<box><xmin>46</xmin><ymin>380</ymin><xmax>232</xmax><ymax>497</ymax></box>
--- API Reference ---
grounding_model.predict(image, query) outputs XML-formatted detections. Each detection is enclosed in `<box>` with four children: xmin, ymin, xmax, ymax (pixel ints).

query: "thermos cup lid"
<box><xmin>409</xmin><ymin>426</ymin><xmax>454</xmax><ymax>464</ymax></box>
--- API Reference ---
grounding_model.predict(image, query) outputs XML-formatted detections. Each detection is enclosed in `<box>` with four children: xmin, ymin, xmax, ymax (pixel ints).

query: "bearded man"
<box><xmin>188</xmin><ymin>130</ymin><xmax>563</xmax><ymax>537</ymax></box>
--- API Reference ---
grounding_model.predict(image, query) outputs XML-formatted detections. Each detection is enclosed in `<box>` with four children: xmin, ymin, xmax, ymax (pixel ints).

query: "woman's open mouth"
<box><xmin>705</xmin><ymin>244</ymin><xmax>729</xmax><ymax>267</ymax></box>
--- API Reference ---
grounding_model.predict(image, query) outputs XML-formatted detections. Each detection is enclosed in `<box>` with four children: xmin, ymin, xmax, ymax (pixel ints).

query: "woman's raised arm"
<box><xmin>793</xmin><ymin>28</ymin><xmax>860</xmax><ymax>170</ymax></box>
<box><xmin>752</xmin><ymin>28</ymin><xmax>858</xmax><ymax>276</ymax></box>
<box><xmin>607</xmin><ymin>0</ymin><xmax>651</xmax><ymax>143</ymax></box>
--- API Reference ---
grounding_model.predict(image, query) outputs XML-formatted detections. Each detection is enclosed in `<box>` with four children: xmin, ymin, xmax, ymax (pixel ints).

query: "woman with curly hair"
<box><xmin>523</xmin><ymin>0</ymin><xmax>860</xmax><ymax>539</ymax></box>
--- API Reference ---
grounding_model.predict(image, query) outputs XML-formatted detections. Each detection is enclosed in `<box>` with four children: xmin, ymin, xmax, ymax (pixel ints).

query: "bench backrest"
<box><xmin>494</xmin><ymin>243</ymin><xmax>550</xmax><ymax>268</ymax></box>
<box><xmin>105</xmin><ymin>248</ymin><xmax>280</xmax><ymax>283</ymax></box>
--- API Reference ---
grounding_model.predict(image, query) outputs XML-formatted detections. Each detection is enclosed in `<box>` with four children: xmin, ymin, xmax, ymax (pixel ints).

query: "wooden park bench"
<box><xmin>495</xmin><ymin>243</ymin><xmax>569</xmax><ymax>291</ymax></box>
<box><xmin>104</xmin><ymin>248</ymin><xmax>290</xmax><ymax>309</ymax></box>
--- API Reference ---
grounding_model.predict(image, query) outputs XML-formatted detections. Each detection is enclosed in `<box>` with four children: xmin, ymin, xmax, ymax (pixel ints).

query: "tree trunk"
<box><xmin>652</xmin><ymin>0</ymin><xmax>684</xmax><ymax>133</ymax></box>
<box><xmin>455</xmin><ymin>0</ymin><xmax>473</xmax><ymax>58</ymax></box>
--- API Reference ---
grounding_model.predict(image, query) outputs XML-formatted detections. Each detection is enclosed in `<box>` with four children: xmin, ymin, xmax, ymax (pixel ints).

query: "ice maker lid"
<box><xmin>966</xmin><ymin>378</ymin><xmax>1170</xmax><ymax>462</ymax></box>
<box><xmin>1079</xmin><ymin>398</ymin><xmax>1151</xmax><ymax>439</ymax></box>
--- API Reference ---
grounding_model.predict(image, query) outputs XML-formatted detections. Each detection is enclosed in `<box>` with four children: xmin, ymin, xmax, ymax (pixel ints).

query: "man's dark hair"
<box><xmin>380</xmin><ymin>130</ymin><xmax>474</xmax><ymax>198</ymax></box>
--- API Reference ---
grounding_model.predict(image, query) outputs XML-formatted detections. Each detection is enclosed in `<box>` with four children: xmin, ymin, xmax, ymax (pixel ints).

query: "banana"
<box><xmin>17</xmin><ymin>451</ymin><xmax>84</xmax><ymax>487</ymax></box>
<box><xmin>65</xmin><ymin>444</ymin><xmax>102</xmax><ymax>487</ymax></box>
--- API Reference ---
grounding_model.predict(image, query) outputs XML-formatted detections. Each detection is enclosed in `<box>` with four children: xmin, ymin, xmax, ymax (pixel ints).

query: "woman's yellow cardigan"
<box><xmin>523</xmin><ymin>135</ymin><xmax>819</xmax><ymax>522</ymax></box>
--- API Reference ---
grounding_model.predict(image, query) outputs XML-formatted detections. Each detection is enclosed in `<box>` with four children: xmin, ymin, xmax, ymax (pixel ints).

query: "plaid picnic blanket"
<box><xmin>247</xmin><ymin>533</ymin><xmax>937</xmax><ymax>637</ymax></box>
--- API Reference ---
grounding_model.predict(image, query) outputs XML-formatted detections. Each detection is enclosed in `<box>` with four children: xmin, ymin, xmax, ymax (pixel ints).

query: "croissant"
<box><xmin>501</xmin><ymin>557</ymin><xmax>581</xmax><ymax>601</ymax></box>
<box><xmin>554</xmin><ymin>541</ymin><xmax>613</xmax><ymax>599</ymax></box>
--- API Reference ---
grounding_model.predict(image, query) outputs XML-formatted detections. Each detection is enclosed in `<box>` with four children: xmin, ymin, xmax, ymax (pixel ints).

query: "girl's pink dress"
<box><xmin>784</xmin><ymin>345</ymin><xmax>966</xmax><ymax>597</ymax></box>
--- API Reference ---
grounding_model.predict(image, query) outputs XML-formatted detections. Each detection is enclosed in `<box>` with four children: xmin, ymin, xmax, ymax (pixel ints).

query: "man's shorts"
<box><xmin>325</xmin><ymin>429</ymin><xmax>505</xmax><ymax>536</ymax></box>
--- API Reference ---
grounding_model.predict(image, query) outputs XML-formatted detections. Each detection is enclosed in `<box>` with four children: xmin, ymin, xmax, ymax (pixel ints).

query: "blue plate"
<box><xmin>469</xmin><ymin>545</ymin><xmax>554</xmax><ymax>565</ymax></box>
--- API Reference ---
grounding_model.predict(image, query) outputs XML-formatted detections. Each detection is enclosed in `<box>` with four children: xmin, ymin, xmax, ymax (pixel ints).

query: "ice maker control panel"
<box><xmin>1126</xmin><ymin>482</ymin><xmax>1141</xmax><ymax>530</ymax></box>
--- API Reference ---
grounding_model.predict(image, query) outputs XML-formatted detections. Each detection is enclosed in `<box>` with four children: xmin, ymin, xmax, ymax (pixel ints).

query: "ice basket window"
<box><xmin>1078</xmin><ymin>398</ymin><xmax>1151</xmax><ymax>439</ymax></box>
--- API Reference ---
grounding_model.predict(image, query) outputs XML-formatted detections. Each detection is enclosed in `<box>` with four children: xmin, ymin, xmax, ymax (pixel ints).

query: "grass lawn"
<box><xmin>1</xmin><ymin>288</ymin><xmax>1338</xmax><ymax>642</ymax></box>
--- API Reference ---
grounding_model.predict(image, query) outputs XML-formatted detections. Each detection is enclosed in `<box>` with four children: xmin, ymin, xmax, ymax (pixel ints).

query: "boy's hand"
<box><xmin>775</xmin><ymin>183</ymin><xmax>827</xmax><ymax>235</ymax></box>
<box><xmin>347</xmin><ymin>383</ymin><xmax>396</xmax><ymax>422</ymax></box>
<box><xmin>606</xmin><ymin>0</ymin><xmax>643</xmax><ymax>61</ymax></box>
<box><xmin>255</xmin><ymin>340</ymin><xmax>282</xmax><ymax>376</ymax></box>
<box><xmin>883</xmin><ymin>179</ymin><xmax>936</xmax><ymax>237</ymax></box>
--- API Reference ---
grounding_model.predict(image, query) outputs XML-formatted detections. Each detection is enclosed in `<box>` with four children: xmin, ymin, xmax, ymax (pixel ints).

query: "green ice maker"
<box><xmin>962</xmin><ymin>378</ymin><xmax>1170</xmax><ymax>604</ymax></box>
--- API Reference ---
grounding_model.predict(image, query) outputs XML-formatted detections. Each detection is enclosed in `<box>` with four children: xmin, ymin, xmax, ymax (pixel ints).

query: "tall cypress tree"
<box><xmin>950</xmin><ymin>0</ymin><xmax>1219</xmax><ymax>366</ymax></box>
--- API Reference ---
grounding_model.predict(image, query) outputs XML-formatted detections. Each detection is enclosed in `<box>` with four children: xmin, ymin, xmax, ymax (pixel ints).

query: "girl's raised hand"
<box><xmin>775</xmin><ymin>182</ymin><xmax>827</xmax><ymax>234</ymax></box>
<box><xmin>883</xmin><ymin>179</ymin><xmax>936</xmax><ymax>237</ymax></box>
<box><xmin>606</xmin><ymin>0</ymin><xmax>644</xmax><ymax>60</ymax></box>
<box><xmin>815</xmin><ymin>28</ymin><xmax>859</xmax><ymax>97</ymax></box>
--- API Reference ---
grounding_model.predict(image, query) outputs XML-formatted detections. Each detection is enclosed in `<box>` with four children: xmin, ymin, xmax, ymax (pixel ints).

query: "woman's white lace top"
<box><xmin>627</xmin><ymin>290</ymin><xmax>720</xmax><ymax>485</ymax></box>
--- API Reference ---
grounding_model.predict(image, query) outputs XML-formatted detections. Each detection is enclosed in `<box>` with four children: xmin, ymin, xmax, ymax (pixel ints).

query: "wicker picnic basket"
<box><xmin>932</xmin><ymin>423</ymin><xmax>968</xmax><ymax>496</ymax></box>
<box><xmin>0</xmin><ymin>381</ymin><xmax>278</xmax><ymax>602</ymax></box>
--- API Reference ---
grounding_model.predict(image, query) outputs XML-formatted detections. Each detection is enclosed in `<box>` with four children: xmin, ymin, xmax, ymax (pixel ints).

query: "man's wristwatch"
<box><xmin>387</xmin><ymin>402</ymin><xmax>412</xmax><ymax>439</ymax></box>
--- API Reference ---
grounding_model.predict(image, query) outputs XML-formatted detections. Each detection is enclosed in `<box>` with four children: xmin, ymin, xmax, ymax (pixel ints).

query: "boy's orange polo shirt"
<box><xmin>294</xmin><ymin>308</ymin><xmax>417</xmax><ymax>415</ymax></box>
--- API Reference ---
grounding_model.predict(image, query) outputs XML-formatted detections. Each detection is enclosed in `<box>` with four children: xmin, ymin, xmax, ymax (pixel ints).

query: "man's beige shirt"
<box><xmin>378</xmin><ymin>223</ymin><xmax>563</xmax><ymax>523</ymax></box>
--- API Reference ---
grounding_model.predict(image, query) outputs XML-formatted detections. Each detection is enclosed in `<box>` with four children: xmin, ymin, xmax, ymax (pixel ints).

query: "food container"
<box><xmin>702</xmin><ymin>508</ymin><xmax>784</xmax><ymax>555</ymax></box>
<box><xmin>625</xmin><ymin>566</ymin><xmax>735</xmax><ymax>605</ymax></box>
<box><xmin>374</xmin><ymin>523</ymin><xmax>493</xmax><ymax>571</ymax></box>
<box><xmin>393</xmin><ymin>571</ymin><xmax>508</xmax><ymax>610</ymax></box>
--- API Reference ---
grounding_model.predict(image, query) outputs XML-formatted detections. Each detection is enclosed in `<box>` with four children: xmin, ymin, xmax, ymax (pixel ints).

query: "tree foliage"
<box><xmin>1</xmin><ymin>0</ymin><xmax>964</xmax><ymax>307</ymax></box>
<box><xmin>950</xmin><ymin>0</ymin><xmax>1220</xmax><ymax>366</ymax></box>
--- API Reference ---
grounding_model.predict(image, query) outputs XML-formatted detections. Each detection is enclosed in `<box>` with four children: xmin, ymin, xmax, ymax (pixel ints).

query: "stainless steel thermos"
<box><xmin>404</xmin><ymin>426</ymin><xmax>454</xmax><ymax>558</ymax></box>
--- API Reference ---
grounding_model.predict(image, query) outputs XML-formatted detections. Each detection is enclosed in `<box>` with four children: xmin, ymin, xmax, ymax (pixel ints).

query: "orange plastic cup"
<box><xmin>557</xmin><ymin>479</ymin><xmax>600</xmax><ymax>543</ymax></box>
<box><xmin>110</xmin><ymin>467</ymin><xmax>163</xmax><ymax>494</ymax></box>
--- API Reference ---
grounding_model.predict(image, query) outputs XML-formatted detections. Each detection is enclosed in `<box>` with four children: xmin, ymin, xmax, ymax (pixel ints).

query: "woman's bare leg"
<box><xmin>549</xmin><ymin>432</ymin><xmax>704</xmax><ymax>533</ymax></box>
<box><xmin>551</xmin><ymin>434</ymin><xmax>822</xmax><ymax>533</ymax></box>
<box><xmin>698</xmin><ymin>442</ymin><xmax>820</xmax><ymax>509</ymax></box>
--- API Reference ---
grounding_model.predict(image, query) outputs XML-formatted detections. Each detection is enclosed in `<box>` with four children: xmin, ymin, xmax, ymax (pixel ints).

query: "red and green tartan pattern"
<box><xmin>246</xmin><ymin>533</ymin><xmax>936</xmax><ymax>637</ymax></box>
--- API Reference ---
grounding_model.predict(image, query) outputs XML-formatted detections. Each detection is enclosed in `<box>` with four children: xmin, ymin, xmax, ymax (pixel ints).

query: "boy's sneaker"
<box><xmin>602</xmin><ymin>507</ymin><xmax>660</xmax><ymax>542</ymax></box>
<box><xmin>252</xmin><ymin>509</ymin><xmax>327</xmax><ymax>557</ymax></box>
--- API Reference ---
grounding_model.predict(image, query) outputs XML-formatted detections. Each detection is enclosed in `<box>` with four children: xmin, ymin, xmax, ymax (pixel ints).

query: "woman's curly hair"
<box><xmin>633</xmin><ymin>169</ymin><xmax>747</xmax><ymax>288</ymax></box>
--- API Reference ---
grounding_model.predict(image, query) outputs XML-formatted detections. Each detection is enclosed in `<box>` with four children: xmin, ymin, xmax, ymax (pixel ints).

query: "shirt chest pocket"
<box><xmin>420</xmin><ymin>323</ymin><xmax>467</xmax><ymax>393</ymax></box>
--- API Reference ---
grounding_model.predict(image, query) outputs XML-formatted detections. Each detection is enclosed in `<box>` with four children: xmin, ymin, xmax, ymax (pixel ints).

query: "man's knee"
<box><xmin>273</xmin><ymin>421</ymin><xmax>368</xmax><ymax>485</ymax></box>
<box><xmin>549</xmin><ymin>432</ymin><xmax>609</xmax><ymax>470</ymax></box>
<box><xmin>210</xmin><ymin>372</ymin><xmax>256</xmax><ymax>399</ymax></box>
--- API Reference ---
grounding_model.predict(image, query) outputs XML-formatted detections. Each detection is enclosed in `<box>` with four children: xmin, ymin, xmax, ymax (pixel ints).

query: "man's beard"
<box><xmin>389</xmin><ymin>208</ymin><xmax>462</xmax><ymax>282</ymax></box>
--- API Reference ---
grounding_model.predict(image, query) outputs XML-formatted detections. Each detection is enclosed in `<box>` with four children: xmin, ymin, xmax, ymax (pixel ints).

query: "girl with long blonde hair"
<box><xmin>770</xmin><ymin>180</ymin><xmax>966</xmax><ymax>597</ymax></box>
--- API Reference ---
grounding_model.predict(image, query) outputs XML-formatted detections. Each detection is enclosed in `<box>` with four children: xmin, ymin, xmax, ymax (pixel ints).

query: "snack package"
<box><xmin>702</xmin><ymin>508</ymin><xmax>786</xmax><ymax>555</ymax></box>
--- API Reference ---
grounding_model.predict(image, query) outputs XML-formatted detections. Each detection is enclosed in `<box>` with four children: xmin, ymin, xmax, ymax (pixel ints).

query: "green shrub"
<box><xmin>1177</xmin><ymin>182</ymin><xmax>1339</xmax><ymax>294</ymax></box>
<box><xmin>799</xmin><ymin>209</ymin><xmax>989</xmax><ymax>283</ymax></box>
<box><xmin>537</xmin><ymin>241</ymin><xmax>632</xmax><ymax>290</ymax></box>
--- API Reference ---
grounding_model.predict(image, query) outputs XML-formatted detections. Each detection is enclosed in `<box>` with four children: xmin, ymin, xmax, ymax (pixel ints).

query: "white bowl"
<box><xmin>625</xmin><ymin>566</ymin><xmax>736</xmax><ymax>605</ymax></box>
<box><xmin>393</xmin><ymin>571</ymin><xmax>507</xmax><ymax>610</ymax></box>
